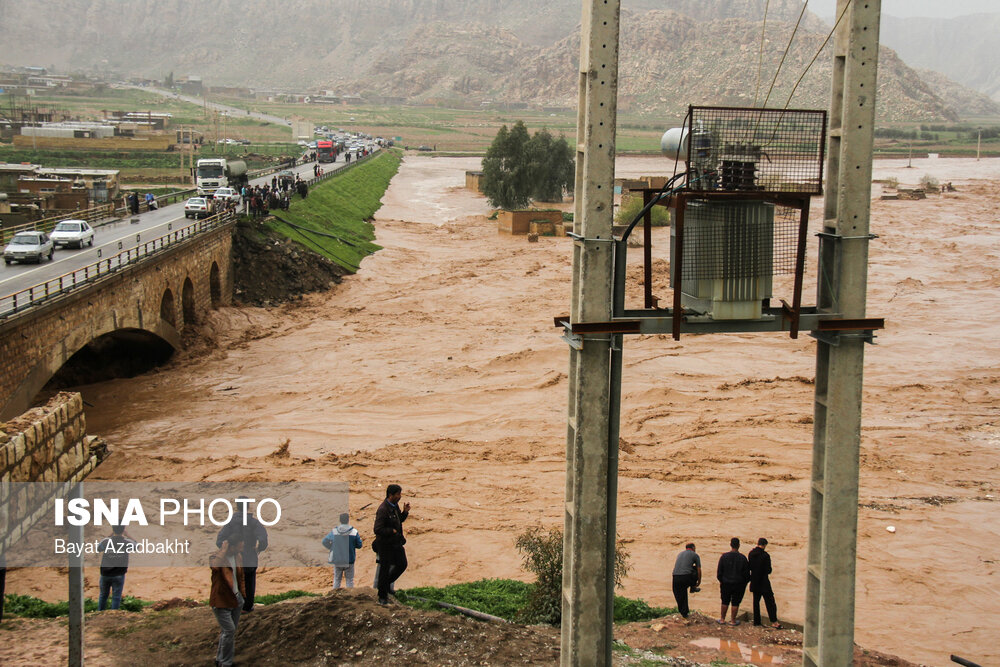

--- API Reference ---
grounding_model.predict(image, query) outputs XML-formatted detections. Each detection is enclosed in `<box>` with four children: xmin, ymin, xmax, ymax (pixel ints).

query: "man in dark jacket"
<box><xmin>748</xmin><ymin>537</ymin><xmax>781</xmax><ymax>628</ymax></box>
<box><xmin>216</xmin><ymin>499</ymin><xmax>268</xmax><ymax>613</ymax></box>
<box><xmin>97</xmin><ymin>525</ymin><xmax>137</xmax><ymax>610</ymax></box>
<box><xmin>373</xmin><ymin>483</ymin><xmax>410</xmax><ymax>604</ymax></box>
<box><xmin>716</xmin><ymin>537</ymin><xmax>750</xmax><ymax>625</ymax></box>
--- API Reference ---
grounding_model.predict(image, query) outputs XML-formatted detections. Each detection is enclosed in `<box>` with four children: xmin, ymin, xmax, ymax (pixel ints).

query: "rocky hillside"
<box><xmin>913</xmin><ymin>69</ymin><xmax>1000</xmax><ymax>117</ymax></box>
<box><xmin>0</xmin><ymin>0</ymin><xmax>979</xmax><ymax>121</ymax></box>
<box><xmin>356</xmin><ymin>10</ymin><xmax>958</xmax><ymax>122</ymax></box>
<box><xmin>879</xmin><ymin>12</ymin><xmax>1000</xmax><ymax>103</ymax></box>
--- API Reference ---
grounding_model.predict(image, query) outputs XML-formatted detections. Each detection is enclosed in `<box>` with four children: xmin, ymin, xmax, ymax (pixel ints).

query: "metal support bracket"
<box><xmin>816</xmin><ymin>231</ymin><xmax>880</xmax><ymax>241</ymax></box>
<box><xmin>567</xmin><ymin>231</ymin><xmax>615</xmax><ymax>244</ymax></box>
<box><xmin>561</xmin><ymin>330</ymin><xmax>584</xmax><ymax>350</ymax></box>
<box><xmin>809</xmin><ymin>329</ymin><xmax>878</xmax><ymax>347</ymax></box>
<box><xmin>557</xmin><ymin>319</ymin><xmax>618</xmax><ymax>350</ymax></box>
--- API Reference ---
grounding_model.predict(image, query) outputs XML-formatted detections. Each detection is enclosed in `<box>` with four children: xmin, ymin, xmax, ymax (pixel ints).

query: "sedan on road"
<box><xmin>212</xmin><ymin>187</ymin><xmax>241</xmax><ymax>204</ymax></box>
<box><xmin>49</xmin><ymin>220</ymin><xmax>95</xmax><ymax>249</ymax></box>
<box><xmin>4</xmin><ymin>231</ymin><xmax>54</xmax><ymax>264</ymax></box>
<box><xmin>184</xmin><ymin>197</ymin><xmax>210</xmax><ymax>219</ymax></box>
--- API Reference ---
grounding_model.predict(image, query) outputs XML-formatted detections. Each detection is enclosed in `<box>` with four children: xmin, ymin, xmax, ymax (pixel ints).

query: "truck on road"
<box><xmin>196</xmin><ymin>158</ymin><xmax>249</xmax><ymax>196</ymax></box>
<box><xmin>316</xmin><ymin>140</ymin><xmax>336</xmax><ymax>163</ymax></box>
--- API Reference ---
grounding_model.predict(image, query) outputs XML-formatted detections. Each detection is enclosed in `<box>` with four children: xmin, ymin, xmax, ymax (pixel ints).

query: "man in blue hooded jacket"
<box><xmin>323</xmin><ymin>512</ymin><xmax>363</xmax><ymax>589</ymax></box>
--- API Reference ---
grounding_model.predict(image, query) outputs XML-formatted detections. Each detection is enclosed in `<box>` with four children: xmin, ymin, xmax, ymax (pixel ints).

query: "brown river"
<box><xmin>9</xmin><ymin>156</ymin><xmax>1000</xmax><ymax>666</ymax></box>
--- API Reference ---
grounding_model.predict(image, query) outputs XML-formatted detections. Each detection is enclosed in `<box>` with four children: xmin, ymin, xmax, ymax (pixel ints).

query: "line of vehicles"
<box><xmin>7</xmin><ymin>137</ymin><xmax>383</xmax><ymax>265</ymax></box>
<box><xmin>3</xmin><ymin>220</ymin><xmax>95</xmax><ymax>265</ymax></box>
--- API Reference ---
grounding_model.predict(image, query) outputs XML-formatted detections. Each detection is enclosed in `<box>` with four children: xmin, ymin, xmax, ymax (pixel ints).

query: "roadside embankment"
<box><xmin>231</xmin><ymin>149</ymin><xmax>401</xmax><ymax>305</ymax></box>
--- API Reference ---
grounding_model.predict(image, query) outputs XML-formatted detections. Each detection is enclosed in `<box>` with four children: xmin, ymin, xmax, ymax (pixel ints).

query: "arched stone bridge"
<box><xmin>0</xmin><ymin>221</ymin><xmax>233</xmax><ymax>420</ymax></box>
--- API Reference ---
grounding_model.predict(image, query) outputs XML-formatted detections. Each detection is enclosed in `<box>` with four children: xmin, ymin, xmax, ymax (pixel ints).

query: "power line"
<box><xmin>752</xmin><ymin>0</ymin><xmax>771</xmax><ymax>108</ymax></box>
<box><xmin>760</xmin><ymin>0</ymin><xmax>810</xmax><ymax>109</ymax></box>
<box><xmin>783</xmin><ymin>1</ymin><xmax>852</xmax><ymax>109</ymax></box>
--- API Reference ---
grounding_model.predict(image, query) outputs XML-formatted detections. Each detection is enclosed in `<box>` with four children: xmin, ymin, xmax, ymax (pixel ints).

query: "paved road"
<box><xmin>122</xmin><ymin>85</ymin><xmax>292</xmax><ymax>127</ymax></box>
<box><xmin>0</xmin><ymin>154</ymin><xmax>360</xmax><ymax>306</ymax></box>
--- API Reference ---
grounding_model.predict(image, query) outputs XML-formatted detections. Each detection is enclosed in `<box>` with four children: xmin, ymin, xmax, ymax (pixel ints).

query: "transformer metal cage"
<box><xmin>685</xmin><ymin>106</ymin><xmax>827</xmax><ymax>196</ymax></box>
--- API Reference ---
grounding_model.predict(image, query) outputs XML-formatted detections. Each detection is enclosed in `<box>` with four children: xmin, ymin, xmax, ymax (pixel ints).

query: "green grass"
<box><xmin>265</xmin><ymin>149</ymin><xmax>401</xmax><ymax>271</ymax></box>
<box><xmin>400</xmin><ymin>579</ymin><xmax>531</xmax><ymax>621</ymax></box>
<box><xmin>616</xmin><ymin>194</ymin><xmax>670</xmax><ymax>227</ymax></box>
<box><xmin>253</xmin><ymin>590</ymin><xmax>320</xmax><ymax>605</ymax></box>
<box><xmin>3</xmin><ymin>593</ymin><xmax>149</xmax><ymax>617</ymax></box>
<box><xmin>3</xmin><ymin>589</ymin><xmax>317</xmax><ymax>619</ymax></box>
<box><xmin>399</xmin><ymin>578</ymin><xmax>675</xmax><ymax>624</ymax></box>
<box><xmin>0</xmin><ymin>145</ymin><xmax>297</xmax><ymax>170</ymax></box>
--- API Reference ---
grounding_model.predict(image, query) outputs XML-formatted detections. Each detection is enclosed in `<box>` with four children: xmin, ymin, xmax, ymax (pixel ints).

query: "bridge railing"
<box><xmin>0</xmin><ymin>211</ymin><xmax>235</xmax><ymax>321</ymax></box>
<box><xmin>0</xmin><ymin>204</ymin><xmax>118</xmax><ymax>245</ymax></box>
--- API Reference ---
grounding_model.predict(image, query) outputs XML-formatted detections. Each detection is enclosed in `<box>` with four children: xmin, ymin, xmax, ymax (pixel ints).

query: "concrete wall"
<box><xmin>465</xmin><ymin>171</ymin><xmax>484</xmax><ymax>193</ymax></box>
<box><xmin>0</xmin><ymin>392</ymin><xmax>108</xmax><ymax>552</ymax></box>
<box><xmin>497</xmin><ymin>209</ymin><xmax>563</xmax><ymax>235</ymax></box>
<box><xmin>0</xmin><ymin>223</ymin><xmax>234</xmax><ymax>420</ymax></box>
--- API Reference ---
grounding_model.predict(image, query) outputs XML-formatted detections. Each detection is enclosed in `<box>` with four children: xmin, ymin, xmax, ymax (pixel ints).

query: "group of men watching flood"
<box><xmin>671</xmin><ymin>536</ymin><xmax>781</xmax><ymax>628</ymax></box>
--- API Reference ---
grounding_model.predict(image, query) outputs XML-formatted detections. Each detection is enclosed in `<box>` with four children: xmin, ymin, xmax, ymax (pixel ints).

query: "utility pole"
<box><xmin>562</xmin><ymin>1</ymin><xmax>620</xmax><ymax>665</ymax></box>
<box><xmin>67</xmin><ymin>483</ymin><xmax>84</xmax><ymax>666</ymax></box>
<box><xmin>977</xmin><ymin>129</ymin><xmax>981</xmax><ymax>161</ymax></box>
<box><xmin>803</xmin><ymin>1</ymin><xmax>881</xmax><ymax>665</ymax></box>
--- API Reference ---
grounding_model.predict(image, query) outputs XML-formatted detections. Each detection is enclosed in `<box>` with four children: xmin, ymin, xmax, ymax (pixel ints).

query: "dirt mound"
<box><xmin>149</xmin><ymin>598</ymin><xmax>204</xmax><ymax>612</ymax></box>
<box><xmin>231</xmin><ymin>218</ymin><xmax>347</xmax><ymax>306</ymax></box>
<box><xmin>89</xmin><ymin>589</ymin><xmax>559</xmax><ymax>666</ymax></box>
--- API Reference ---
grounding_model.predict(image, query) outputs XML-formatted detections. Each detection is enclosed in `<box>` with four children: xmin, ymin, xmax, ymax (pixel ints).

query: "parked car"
<box><xmin>49</xmin><ymin>220</ymin><xmax>95</xmax><ymax>249</ymax></box>
<box><xmin>4</xmin><ymin>230</ymin><xmax>54</xmax><ymax>264</ymax></box>
<box><xmin>184</xmin><ymin>197</ymin><xmax>210</xmax><ymax>218</ymax></box>
<box><xmin>212</xmin><ymin>187</ymin><xmax>240</xmax><ymax>204</ymax></box>
<box><xmin>416</xmin><ymin>145</ymin><xmax>433</xmax><ymax>151</ymax></box>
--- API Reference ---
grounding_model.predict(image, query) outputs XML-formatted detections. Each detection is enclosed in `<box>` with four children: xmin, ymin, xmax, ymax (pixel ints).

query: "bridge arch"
<box><xmin>3</xmin><ymin>312</ymin><xmax>180</xmax><ymax>420</ymax></box>
<box><xmin>210</xmin><ymin>262</ymin><xmax>222</xmax><ymax>308</ymax></box>
<box><xmin>182</xmin><ymin>277</ymin><xmax>196</xmax><ymax>326</ymax></box>
<box><xmin>160</xmin><ymin>288</ymin><xmax>176</xmax><ymax>328</ymax></box>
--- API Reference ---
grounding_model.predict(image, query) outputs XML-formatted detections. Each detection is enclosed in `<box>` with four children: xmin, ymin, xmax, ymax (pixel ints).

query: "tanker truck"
<box><xmin>195</xmin><ymin>158</ymin><xmax>249</xmax><ymax>196</ymax></box>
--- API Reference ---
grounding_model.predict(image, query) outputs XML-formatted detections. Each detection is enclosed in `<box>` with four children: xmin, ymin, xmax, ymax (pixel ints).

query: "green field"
<box><xmin>5</xmin><ymin>86</ymin><xmax>1000</xmax><ymax>159</ymax></box>
<box><xmin>264</xmin><ymin>149</ymin><xmax>401</xmax><ymax>271</ymax></box>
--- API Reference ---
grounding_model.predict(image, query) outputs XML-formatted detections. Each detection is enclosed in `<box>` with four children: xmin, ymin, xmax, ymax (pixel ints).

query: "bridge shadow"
<box><xmin>41</xmin><ymin>328</ymin><xmax>176</xmax><ymax>396</ymax></box>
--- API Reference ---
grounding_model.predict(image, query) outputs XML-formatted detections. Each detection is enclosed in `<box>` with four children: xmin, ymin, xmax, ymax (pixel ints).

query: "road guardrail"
<box><xmin>0</xmin><ymin>211</ymin><xmax>234</xmax><ymax>321</ymax></box>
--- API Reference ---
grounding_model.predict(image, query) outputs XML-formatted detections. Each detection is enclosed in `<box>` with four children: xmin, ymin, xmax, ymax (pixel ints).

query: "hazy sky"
<box><xmin>808</xmin><ymin>0</ymin><xmax>999</xmax><ymax>19</ymax></box>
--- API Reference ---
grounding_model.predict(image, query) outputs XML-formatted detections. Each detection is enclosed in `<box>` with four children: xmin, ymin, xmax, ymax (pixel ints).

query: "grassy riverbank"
<box><xmin>398</xmin><ymin>578</ymin><xmax>675</xmax><ymax>624</ymax></box>
<box><xmin>266</xmin><ymin>149</ymin><xmax>401</xmax><ymax>271</ymax></box>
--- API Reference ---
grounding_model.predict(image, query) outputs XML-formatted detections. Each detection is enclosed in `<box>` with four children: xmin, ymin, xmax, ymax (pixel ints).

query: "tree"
<box><xmin>164</xmin><ymin>71</ymin><xmax>174</xmax><ymax>89</ymax></box>
<box><xmin>527</xmin><ymin>128</ymin><xmax>575</xmax><ymax>202</ymax></box>
<box><xmin>481</xmin><ymin>121</ymin><xmax>575</xmax><ymax>210</ymax></box>
<box><xmin>515</xmin><ymin>526</ymin><xmax>630</xmax><ymax>625</ymax></box>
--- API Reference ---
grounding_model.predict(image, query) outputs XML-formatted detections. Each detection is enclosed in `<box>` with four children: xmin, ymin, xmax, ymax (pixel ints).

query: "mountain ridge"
<box><xmin>0</xmin><ymin>0</ymin><xmax>989</xmax><ymax>120</ymax></box>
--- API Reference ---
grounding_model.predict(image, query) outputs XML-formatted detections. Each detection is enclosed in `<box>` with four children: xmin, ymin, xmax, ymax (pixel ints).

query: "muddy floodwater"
<box><xmin>10</xmin><ymin>156</ymin><xmax>1000</xmax><ymax>666</ymax></box>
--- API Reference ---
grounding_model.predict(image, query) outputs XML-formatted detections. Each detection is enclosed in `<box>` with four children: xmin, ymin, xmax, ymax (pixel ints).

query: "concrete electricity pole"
<box><xmin>803</xmin><ymin>1</ymin><xmax>882</xmax><ymax>664</ymax></box>
<box><xmin>562</xmin><ymin>0</ymin><xmax>621</xmax><ymax>665</ymax></box>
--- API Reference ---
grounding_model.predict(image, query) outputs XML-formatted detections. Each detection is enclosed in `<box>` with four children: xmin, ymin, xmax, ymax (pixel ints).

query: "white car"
<box><xmin>4</xmin><ymin>230</ymin><xmax>54</xmax><ymax>264</ymax></box>
<box><xmin>213</xmin><ymin>187</ymin><xmax>240</xmax><ymax>204</ymax></box>
<box><xmin>184</xmin><ymin>197</ymin><xmax>210</xmax><ymax>219</ymax></box>
<box><xmin>49</xmin><ymin>220</ymin><xmax>95</xmax><ymax>249</ymax></box>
